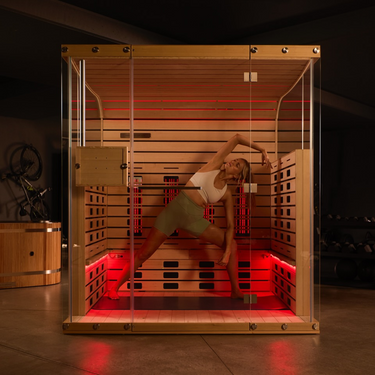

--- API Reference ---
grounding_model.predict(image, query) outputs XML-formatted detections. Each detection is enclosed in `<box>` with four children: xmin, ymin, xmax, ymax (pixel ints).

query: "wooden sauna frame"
<box><xmin>61</xmin><ymin>45</ymin><xmax>321</xmax><ymax>334</ymax></box>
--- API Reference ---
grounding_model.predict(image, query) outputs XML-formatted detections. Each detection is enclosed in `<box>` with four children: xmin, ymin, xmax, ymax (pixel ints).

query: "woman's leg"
<box><xmin>199</xmin><ymin>224</ymin><xmax>243</xmax><ymax>299</ymax></box>
<box><xmin>108</xmin><ymin>227</ymin><xmax>168</xmax><ymax>299</ymax></box>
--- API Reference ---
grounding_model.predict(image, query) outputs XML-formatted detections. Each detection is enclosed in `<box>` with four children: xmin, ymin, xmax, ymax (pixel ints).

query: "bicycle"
<box><xmin>2</xmin><ymin>144</ymin><xmax>51</xmax><ymax>222</ymax></box>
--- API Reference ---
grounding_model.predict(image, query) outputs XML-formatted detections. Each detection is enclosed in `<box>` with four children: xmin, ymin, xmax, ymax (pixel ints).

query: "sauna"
<box><xmin>61</xmin><ymin>45</ymin><xmax>321</xmax><ymax>334</ymax></box>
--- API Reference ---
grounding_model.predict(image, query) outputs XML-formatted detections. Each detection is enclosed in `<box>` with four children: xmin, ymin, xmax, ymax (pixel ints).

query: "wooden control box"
<box><xmin>75</xmin><ymin>147</ymin><xmax>128</xmax><ymax>186</ymax></box>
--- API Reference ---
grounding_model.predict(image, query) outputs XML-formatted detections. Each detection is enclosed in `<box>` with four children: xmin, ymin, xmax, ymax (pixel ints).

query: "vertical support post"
<box><xmin>79</xmin><ymin>60</ymin><xmax>86</xmax><ymax>147</ymax></box>
<box><xmin>67</xmin><ymin>57</ymin><xmax>73</xmax><ymax>322</ymax></box>
<box><xmin>129</xmin><ymin>55</ymin><xmax>135</xmax><ymax>323</ymax></box>
<box><xmin>309</xmin><ymin>59</ymin><xmax>314</xmax><ymax>322</ymax></box>
<box><xmin>301</xmin><ymin>75</ymin><xmax>305</xmax><ymax>149</ymax></box>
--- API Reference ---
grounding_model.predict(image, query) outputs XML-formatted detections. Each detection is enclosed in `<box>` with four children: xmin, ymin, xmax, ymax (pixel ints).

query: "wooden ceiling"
<box><xmin>65</xmin><ymin>45</ymin><xmax>317</xmax><ymax>106</ymax></box>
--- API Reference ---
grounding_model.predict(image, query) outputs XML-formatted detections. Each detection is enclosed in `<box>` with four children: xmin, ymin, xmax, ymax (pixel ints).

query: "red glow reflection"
<box><xmin>267</xmin><ymin>340</ymin><xmax>298</xmax><ymax>375</ymax></box>
<box><xmin>79</xmin><ymin>341</ymin><xmax>112</xmax><ymax>372</ymax></box>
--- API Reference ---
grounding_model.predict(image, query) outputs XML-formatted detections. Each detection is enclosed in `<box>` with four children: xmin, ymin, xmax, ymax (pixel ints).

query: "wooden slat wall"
<box><xmin>85</xmin><ymin>255</ymin><xmax>107</xmax><ymax>313</ymax></box>
<box><xmin>84</xmin><ymin>187</ymin><xmax>108</xmax><ymax>259</ymax></box>
<box><xmin>83</xmin><ymin>187</ymin><xmax>108</xmax><ymax>312</ymax></box>
<box><xmin>76</xmin><ymin>56</ymin><xmax>311</xmax><ymax>300</ymax></box>
<box><xmin>271</xmin><ymin>256</ymin><xmax>297</xmax><ymax>313</ymax></box>
<box><xmin>102</xmin><ymin>119</ymin><xmax>273</xmax><ymax>294</ymax></box>
<box><xmin>270</xmin><ymin>150</ymin><xmax>311</xmax><ymax>315</ymax></box>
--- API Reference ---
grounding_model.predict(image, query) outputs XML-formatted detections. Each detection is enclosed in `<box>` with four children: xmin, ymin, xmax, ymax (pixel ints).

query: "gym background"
<box><xmin>0</xmin><ymin>1</ymin><xmax>374</xmax><ymax>287</ymax></box>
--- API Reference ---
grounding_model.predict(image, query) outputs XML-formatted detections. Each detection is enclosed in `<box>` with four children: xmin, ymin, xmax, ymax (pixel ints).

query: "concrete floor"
<box><xmin>1</xmin><ymin>281</ymin><xmax>374</xmax><ymax>375</ymax></box>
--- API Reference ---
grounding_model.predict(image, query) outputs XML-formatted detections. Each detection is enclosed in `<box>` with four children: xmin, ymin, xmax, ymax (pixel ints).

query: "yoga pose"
<box><xmin>108</xmin><ymin>134</ymin><xmax>271</xmax><ymax>300</ymax></box>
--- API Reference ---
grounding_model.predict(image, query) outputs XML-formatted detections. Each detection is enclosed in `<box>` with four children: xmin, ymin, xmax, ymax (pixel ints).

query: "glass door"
<box><xmin>127</xmin><ymin>46</ymin><xmax>254</xmax><ymax>329</ymax></box>
<box><xmin>249</xmin><ymin>45</ymin><xmax>321</xmax><ymax>330</ymax></box>
<box><xmin>61</xmin><ymin>46</ymin><xmax>132</xmax><ymax>325</ymax></box>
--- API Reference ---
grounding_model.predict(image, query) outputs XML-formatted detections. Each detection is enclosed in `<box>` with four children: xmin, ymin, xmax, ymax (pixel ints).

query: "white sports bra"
<box><xmin>189</xmin><ymin>170</ymin><xmax>227</xmax><ymax>204</ymax></box>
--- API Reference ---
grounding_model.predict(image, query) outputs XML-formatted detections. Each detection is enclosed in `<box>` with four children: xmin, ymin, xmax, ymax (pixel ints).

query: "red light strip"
<box><xmin>163</xmin><ymin>108</ymin><xmax>216</xmax><ymax>111</ymax></box>
<box><xmin>217</xmin><ymin>108</ymin><xmax>275</xmax><ymax>111</ymax></box>
<box><xmin>85</xmin><ymin>254</ymin><xmax>108</xmax><ymax>272</ymax></box>
<box><xmin>235</xmin><ymin>186</ymin><xmax>249</xmax><ymax>235</ymax></box>
<box><xmin>163</xmin><ymin>100</ymin><xmax>216</xmax><ymax>103</ymax></box>
<box><xmin>102</xmin><ymin>108</ymin><xmax>161</xmax><ymax>111</ymax></box>
<box><xmin>73</xmin><ymin>99</ymin><xmax>305</xmax><ymax>103</ymax></box>
<box><xmin>102</xmin><ymin>100</ymin><xmax>162</xmax><ymax>103</ymax></box>
<box><xmin>96</xmin><ymin>108</ymin><xmax>309</xmax><ymax>111</ymax></box>
<box><xmin>204</xmin><ymin>205</ymin><xmax>213</xmax><ymax>223</ymax></box>
<box><xmin>164</xmin><ymin>177</ymin><xmax>179</xmax><ymax>234</ymax></box>
<box><xmin>270</xmin><ymin>254</ymin><xmax>296</xmax><ymax>271</ymax></box>
<box><xmin>218</xmin><ymin>100</ymin><xmax>277</xmax><ymax>103</ymax></box>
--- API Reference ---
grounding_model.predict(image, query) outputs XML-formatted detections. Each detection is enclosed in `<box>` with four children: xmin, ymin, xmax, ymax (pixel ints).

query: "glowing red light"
<box><xmin>102</xmin><ymin>100</ymin><xmax>162</xmax><ymax>102</ymax></box>
<box><xmin>163</xmin><ymin>100</ymin><xmax>216</xmax><ymax>103</ymax></box>
<box><xmin>85</xmin><ymin>254</ymin><xmax>108</xmax><ymax>272</ymax></box>
<box><xmin>270</xmin><ymin>254</ymin><xmax>296</xmax><ymax>271</ymax></box>
<box><xmin>218</xmin><ymin>100</ymin><xmax>277</xmax><ymax>103</ymax></box>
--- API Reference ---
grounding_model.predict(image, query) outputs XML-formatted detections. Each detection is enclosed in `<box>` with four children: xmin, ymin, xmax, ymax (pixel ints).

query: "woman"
<box><xmin>108</xmin><ymin>134</ymin><xmax>271</xmax><ymax>300</ymax></box>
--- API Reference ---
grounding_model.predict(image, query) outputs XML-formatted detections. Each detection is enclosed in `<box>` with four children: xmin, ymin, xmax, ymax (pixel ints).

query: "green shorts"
<box><xmin>153</xmin><ymin>191</ymin><xmax>211</xmax><ymax>237</ymax></box>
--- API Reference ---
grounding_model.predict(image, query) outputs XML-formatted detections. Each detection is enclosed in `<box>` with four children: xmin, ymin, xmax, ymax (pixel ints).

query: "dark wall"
<box><xmin>322</xmin><ymin>124</ymin><xmax>375</xmax><ymax>219</ymax></box>
<box><xmin>0</xmin><ymin>9</ymin><xmax>111</xmax><ymax>222</ymax></box>
<box><xmin>0</xmin><ymin>8</ymin><xmax>374</xmax><ymax>225</ymax></box>
<box><xmin>0</xmin><ymin>116</ymin><xmax>60</xmax><ymax>221</ymax></box>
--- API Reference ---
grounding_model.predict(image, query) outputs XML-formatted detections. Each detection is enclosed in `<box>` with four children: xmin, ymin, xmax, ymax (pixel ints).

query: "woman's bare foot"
<box><xmin>217</xmin><ymin>250</ymin><xmax>231</xmax><ymax>267</ymax></box>
<box><xmin>107</xmin><ymin>289</ymin><xmax>120</xmax><ymax>300</ymax></box>
<box><xmin>231</xmin><ymin>290</ymin><xmax>244</xmax><ymax>299</ymax></box>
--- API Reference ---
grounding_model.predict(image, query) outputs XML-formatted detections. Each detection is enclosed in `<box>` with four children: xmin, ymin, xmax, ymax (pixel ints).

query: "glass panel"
<box><xmin>61</xmin><ymin>56</ymin><xmax>72</xmax><ymax>324</ymax></box>
<box><xmin>280</xmin><ymin>58</ymin><xmax>320</xmax><ymax>326</ymax></box>
<box><xmin>61</xmin><ymin>46</ymin><xmax>320</xmax><ymax>332</ymax></box>
<box><xmin>128</xmin><ymin>53</ymin><xmax>254</xmax><ymax>324</ymax></box>
<box><xmin>83</xmin><ymin>57</ymin><xmax>133</xmax><ymax>322</ymax></box>
<box><xmin>313</xmin><ymin>58</ymin><xmax>321</xmax><ymax>326</ymax></box>
<box><xmin>62</xmin><ymin>57</ymin><xmax>86</xmax><ymax>323</ymax></box>
<box><xmin>248</xmin><ymin>58</ymin><xmax>278</xmax><ymax>318</ymax></box>
<box><xmin>61</xmin><ymin>54</ymin><xmax>132</xmax><ymax>325</ymax></box>
<box><xmin>249</xmin><ymin>53</ymin><xmax>320</xmax><ymax>327</ymax></box>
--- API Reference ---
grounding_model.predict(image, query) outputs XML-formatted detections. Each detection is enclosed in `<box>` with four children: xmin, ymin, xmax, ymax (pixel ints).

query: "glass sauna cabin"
<box><xmin>61</xmin><ymin>45</ymin><xmax>321</xmax><ymax>334</ymax></box>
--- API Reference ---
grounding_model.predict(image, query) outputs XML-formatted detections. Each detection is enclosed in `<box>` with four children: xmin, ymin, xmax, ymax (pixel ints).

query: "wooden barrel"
<box><xmin>0</xmin><ymin>222</ymin><xmax>61</xmax><ymax>288</ymax></box>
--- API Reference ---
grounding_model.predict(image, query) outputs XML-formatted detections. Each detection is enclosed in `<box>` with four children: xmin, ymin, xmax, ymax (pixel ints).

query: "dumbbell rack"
<box><xmin>321</xmin><ymin>216</ymin><xmax>375</xmax><ymax>287</ymax></box>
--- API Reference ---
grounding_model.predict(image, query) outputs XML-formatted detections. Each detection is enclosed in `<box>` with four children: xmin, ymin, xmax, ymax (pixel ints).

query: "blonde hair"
<box><xmin>237</xmin><ymin>158</ymin><xmax>251</xmax><ymax>184</ymax></box>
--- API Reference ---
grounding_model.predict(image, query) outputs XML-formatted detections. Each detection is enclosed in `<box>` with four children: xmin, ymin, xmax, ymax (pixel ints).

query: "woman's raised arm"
<box><xmin>207</xmin><ymin>134</ymin><xmax>271</xmax><ymax>169</ymax></box>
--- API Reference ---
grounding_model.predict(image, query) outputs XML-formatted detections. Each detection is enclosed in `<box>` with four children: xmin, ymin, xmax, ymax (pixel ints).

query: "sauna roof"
<box><xmin>64</xmin><ymin>45</ymin><xmax>319</xmax><ymax>102</ymax></box>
